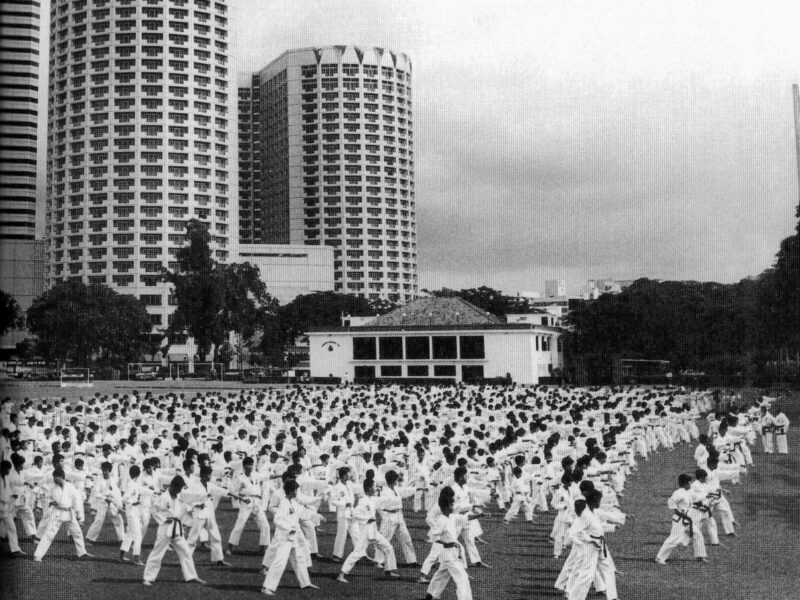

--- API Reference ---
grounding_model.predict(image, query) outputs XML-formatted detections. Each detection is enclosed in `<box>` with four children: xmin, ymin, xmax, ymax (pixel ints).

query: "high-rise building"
<box><xmin>44</xmin><ymin>0</ymin><xmax>236</xmax><ymax>331</ymax></box>
<box><xmin>240</xmin><ymin>46</ymin><xmax>418</xmax><ymax>303</ymax></box>
<box><xmin>0</xmin><ymin>0</ymin><xmax>40</xmax><ymax>241</ymax></box>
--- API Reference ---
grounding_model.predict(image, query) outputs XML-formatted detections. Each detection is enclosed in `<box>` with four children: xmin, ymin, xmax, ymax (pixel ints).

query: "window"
<box><xmin>407</xmin><ymin>365</ymin><xmax>428</xmax><ymax>377</ymax></box>
<box><xmin>461</xmin><ymin>365</ymin><xmax>484</xmax><ymax>381</ymax></box>
<box><xmin>380</xmin><ymin>365</ymin><xmax>401</xmax><ymax>377</ymax></box>
<box><xmin>140</xmin><ymin>294</ymin><xmax>162</xmax><ymax>306</ymax></box>
<box><xmin>405</xmin><ymin>336</ymin><xmax>429</xmax><ymax>360</ymax></box>
<box><xmin>354</xmin><ymin>365</ymin><xmax>375</xmax><ymax>379</ymax></box>
<box><xmin>433</xmin><ymin>365</ymin><xmax>456</xmax><ymax>377</ymax></box>
<box><xmin>353</xmin><ymin>337</ymin><xmax>376</xmax><ymax>360</ymax></box>
<box><xmin>378</xmin><ymin>336</ymin><xmax>403</xmax><ymax>360</ymax></box>
<box><xmin>459</xmin><ymin>336</ymin><xmax>485</xmax><ymax>360</ymax></box>
<box><xmin>432</xmin><ymin>336</ymin><xmax>457</xmax><ymax>360</ymax></box>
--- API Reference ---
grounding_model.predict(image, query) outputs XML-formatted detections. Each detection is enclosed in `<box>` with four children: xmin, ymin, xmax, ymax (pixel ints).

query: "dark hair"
<box><xmin>385</xmin><ymin>469</ymin><xmax>399</xmax><ymax>486</ymax></box>
<box><xmin>586</xmin><ymin>489</ymin><xmax>603</xmax><ymax>507</ymax></box>
<box><xmin>574</xmin><ymin>498</ymin><xmax>587</xmax><ymax>516</ymax></box>
<box><xmin>438</xmin><ymin>486</ymin><xmax>455</xmax><ymax>512</ymax></box>
<box><xmin>283</xmin><ymin>479</ymin><xmax>300</xmax><ymax>495</ymax></box>
<box><xmin>678</xmin><ymin>473</ymin><xmax>692</xmax><ymax>487</ymax></box>
<box><xmin>129</xmin><ymin>465</ymin><xmax>140</xmax><ymax>478</ymax></box>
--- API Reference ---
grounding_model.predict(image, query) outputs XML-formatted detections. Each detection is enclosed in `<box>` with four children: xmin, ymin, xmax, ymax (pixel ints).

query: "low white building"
<box><xmin>308</xmin><ymin>297</ymin><xmax>564</xmax><ymax>384</ymax></box>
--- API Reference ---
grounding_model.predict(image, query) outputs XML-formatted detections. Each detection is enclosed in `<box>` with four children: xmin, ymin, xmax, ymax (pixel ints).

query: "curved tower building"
<box><xmin>44</xmin><ymin>0</ymin><xmax>236</xmax><ymax>330</ymax></box>
<box><xmin>240</xmin><ymin>46</ymin><xmax>417</xmax><ymax>303</ymax></box>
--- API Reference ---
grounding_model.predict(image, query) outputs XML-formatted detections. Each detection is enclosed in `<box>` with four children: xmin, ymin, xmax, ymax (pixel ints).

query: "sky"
<box><xmin>36</xmin><ymin>0</ymin><xmax>800</xmax><ymax>296</ymax></box>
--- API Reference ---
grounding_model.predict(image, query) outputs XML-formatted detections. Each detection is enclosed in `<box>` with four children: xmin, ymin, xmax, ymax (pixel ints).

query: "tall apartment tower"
<box><xmin>0</xmin><ymin>0</ymin><xmax>40</xmax><ymax>240</ymax></box>
<box><xmin>240</xmin><ymin>46</ymin><xmax>418</xmax><ymax>303</ymax></box>
<box><xmin>44</xmin><ymin>0</ymin><xmax>236</xmax><ymax>330</ymax></box>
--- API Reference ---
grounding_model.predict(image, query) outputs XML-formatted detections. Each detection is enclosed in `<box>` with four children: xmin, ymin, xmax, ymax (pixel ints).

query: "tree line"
<box><xmin>3</xmin><ymin>209</ymin><xmax>798</xmax><ymax>381</ymax></box>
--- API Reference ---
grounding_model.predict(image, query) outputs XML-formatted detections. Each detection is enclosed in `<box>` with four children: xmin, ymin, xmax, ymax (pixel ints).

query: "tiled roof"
<box><xmin>370</xmin><ymin>297</ymin><xmax>503</xmax><ymax>327</ymax></box>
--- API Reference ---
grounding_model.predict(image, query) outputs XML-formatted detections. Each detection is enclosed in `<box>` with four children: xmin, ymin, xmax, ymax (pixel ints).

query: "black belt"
<box><xmin>167</xmin><ymin>518</ymin><xmax>184</xmax><ymax>538</ymax></box>
<box><xmin>674</xmin><ymin>510</ymin><xmax>694</xmax><ymax>537</ymax></box>
<box><xmin>435</xmin><ymin>541</ymin><xmax>457</xmax><ymax>548</ymax></box>
<box><xmin>590</xmin><ymin>534</ymin><xmax>607</xmax><ymax>557</ymax></box>
<box><xmin>692</xmin><ymin>501</ymin><xmax>710</xmax><ymax>515</ymax></box>
<box><xmin>774</xmin><ymin>427</ymin><xmax>785</xmax><ymax>435</ymax></box>
<box><xmin>383</xmin><ymin>509</ymin><xmax>400</xmax><ymax>513</ymax></box>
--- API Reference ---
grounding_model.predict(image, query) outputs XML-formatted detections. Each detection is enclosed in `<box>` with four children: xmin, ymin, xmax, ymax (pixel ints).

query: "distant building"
<box><xmin>309</xmin><ymin>297</ymin><xmax>563</xmax><ymax>384</ymax></box>
<box><xmin>506</xmin><ymin>311</ymin><xmax>562</xmax><ymax>327</ymax></box>
<box><xmin>586</xmin><ymin>278</ymin><xmax>635</xmax><ymax>298</ymax></box>
<box><xmin>519</xmin><ymin>296</ymin><xmax>572</xmax><ymax>318</ymax></box>
<box><xmin>235</xmin><ymin>244</ymin><xmax>334</xmax><ymax>303</ymax></box>
<box><xmin>544</xmin><ymin>279</ymin><xmax>566</xmax><ymax>298</ymax></box>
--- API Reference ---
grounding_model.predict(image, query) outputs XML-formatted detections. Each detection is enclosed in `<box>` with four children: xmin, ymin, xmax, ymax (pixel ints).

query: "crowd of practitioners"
<box><xmin>0</xmin><ymin>384</ymin><xmax>790</xmax><ymax>599</ymax></box>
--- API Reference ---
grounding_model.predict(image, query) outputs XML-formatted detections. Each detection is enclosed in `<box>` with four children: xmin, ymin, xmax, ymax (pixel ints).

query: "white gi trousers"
<box><xmin>143</xmin><ymin>519</ymin><xmax>198</xmax><ymax>583</ymax></box>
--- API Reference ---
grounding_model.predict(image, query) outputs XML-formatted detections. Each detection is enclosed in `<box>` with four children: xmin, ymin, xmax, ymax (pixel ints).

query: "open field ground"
<box><xmin>1</xmin><ymin>389</ymin><xmax>798</xmax><ymax>600</ymax></box>
<box><xmin>0</xmin><ymin>379</ymin><xmax>291</xmax><ymax>405</ymax></box>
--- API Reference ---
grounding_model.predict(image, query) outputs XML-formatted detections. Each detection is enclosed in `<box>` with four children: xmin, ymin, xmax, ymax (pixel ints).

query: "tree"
<box><xmin>26</xmin><ymin>280</ymin><xmax>152</xmax><ymax>367</ymax></box>
<box><xmin>565</xmin><ymin>276</ymin><xmax>780</xmax><ymax>383</ymax></box>
<box><xmin>163</xmin><ymin>219</ymin><xmax>278</xmax><ymax>364</ymax></box>
<box><xmin>219</xmin><ymin>262</ymin><xmax>279</xmax><ymax>369</ymax></box>
<box><xmin>0</xmin><ymin>289</ymin><xmax>23</xmax><ymax>336</ymax></box>
<box><xmin>15</xmin><ymin>337</ymin><xmax>40</xmax><ymax>361</ymax></box>
<box><xmin>162</xmin><ymin>220</ymin><xmax>223</xmax><ymax>360</ymax></box>
<box><xmin>773</xmin><ymin>234</ymin><xmax>800</xmax><ymax>360</ymax></box>
<box><xmin>260</xmin><ymin>292</ymin><xmax>378</xmax><ymax>367</ymax></box>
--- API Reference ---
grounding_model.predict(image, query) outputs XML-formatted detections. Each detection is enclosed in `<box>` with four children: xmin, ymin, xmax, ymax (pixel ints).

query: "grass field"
<box><xmin>1</xmin><ymin>388</ymin><xmax>799</xmax><ymax>600</ymax></box>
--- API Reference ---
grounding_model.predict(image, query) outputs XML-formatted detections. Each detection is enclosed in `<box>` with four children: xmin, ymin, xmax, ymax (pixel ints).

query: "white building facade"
<box><xmin>44</xmin><ymin>0</ymin><xmax>237</xmax><ymax>331</ymax></box>
<box><xmin>241</xmin><ymin>46</ymin><xmax>418</xmax><ymax>303</ymax></box>
<box><xmin>308</xmin><ymin>325</ymin><xmax>564</xmax><ymax>384</ymax></box>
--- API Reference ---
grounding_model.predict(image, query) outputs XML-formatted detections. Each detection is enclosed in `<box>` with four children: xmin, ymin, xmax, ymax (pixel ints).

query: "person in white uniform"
<box><xmin>260</xmin><ymin>478</ymin><xmax>320</xmax><ymax>596</ymax></box>
<box><xmin>771</xmin><ymin>407</ymin><xmax>790</xmax><ymax>455</ymax></box>
<box><xmin>655</xmin><ymin>473</ymin><xmax>708</xmax><ymax>564</ymax></box>
<box><xmin>32</xmin><ymin>468</ymin><xmax>93</xmax><ymax>561</ymax></box>
<box><xmin>336</xmin><ymin>477</ymin><xmax>401</xmax><ymax>583</ymax></box>
<box><xmin>422</xmin><ymin>486</ymin><xmax>486</xmax><ymax>600</ymax></box>
<box><xmin>142</xmin><ymin>475</ymin><xmax>205</xmax><ymax>587</ymax></box>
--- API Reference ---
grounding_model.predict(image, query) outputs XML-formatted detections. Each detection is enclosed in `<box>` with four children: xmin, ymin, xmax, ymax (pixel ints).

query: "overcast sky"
<box><xmin>37</xmin><ymin>1</ymin><xmax>800</xmax><ymax>296</ymax></box>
